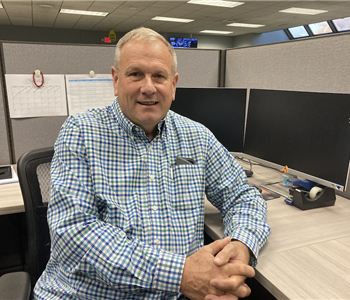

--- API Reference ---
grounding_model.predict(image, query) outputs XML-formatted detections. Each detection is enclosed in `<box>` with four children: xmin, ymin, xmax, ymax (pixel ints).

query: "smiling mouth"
<box><xmin>138</xmin><ymin>102</ymin><xmax>158</xmax><ymax>106</ymax></box>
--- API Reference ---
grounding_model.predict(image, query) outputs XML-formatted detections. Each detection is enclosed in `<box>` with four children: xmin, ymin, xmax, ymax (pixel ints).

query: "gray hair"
<box><xmin>114</xmin><ymin>27</ymin><xmax>177</xmax><ymax>77</ymax></box>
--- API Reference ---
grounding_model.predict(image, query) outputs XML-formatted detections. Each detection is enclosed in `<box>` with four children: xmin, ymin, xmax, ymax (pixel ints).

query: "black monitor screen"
<box><xmin>169</xmin><ymin>37</ymin><xmax>198</xmax><ymax>48</ymax></box>
<box><xmin>171</xmin><ymin>88</ymin><xmax>246</xmax><ymax>152</ymax></box>
<box><xmin>244</xmin><ymin>89</ymin><xmax>350</xmax><ymax>189</ymax></box>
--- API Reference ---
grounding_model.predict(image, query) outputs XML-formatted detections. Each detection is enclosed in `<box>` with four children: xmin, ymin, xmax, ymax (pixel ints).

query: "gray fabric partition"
<box><xmin>1</xmin><ymin>42</ymin><xmax>220</xmax><ymax>163</ymax></box>
<box><xmin>175</xmin><ymin>48</ymin><xmax>220</xmax><ymax>88</ymax></box>
<box><xmin>225</xmin><ymin>32</ymin><xmax>350</xmax><ymax>93</ymax></box>
<box><xmin>225</xmin><ymin>32</ymin><xmax>350</xmax><ymax>199</ymax></box>
<box><xmin>2</xmin><ymin>42</ymin><xmax>116</xmax><ymax>163</ymax></box>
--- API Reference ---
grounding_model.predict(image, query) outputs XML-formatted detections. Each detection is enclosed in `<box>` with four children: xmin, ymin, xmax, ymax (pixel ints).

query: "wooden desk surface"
<box><xmin>0</xmin><ymin>181</ymin><xmax>24</xmax><ymax>215</ymax></box>
<box><xmin>0</xmin><ymin>165</ymin><xmax>24</xmax><ymax>215</ymax></box>
<box><xmin>204</xmin><ymin>160</ymin><xmax>350</xmax><ymax>300</ymax></box>
<box><xmin>2</xmin><ymin>161</ymin><xmax>350</xmax><ymax>298</ymax></box>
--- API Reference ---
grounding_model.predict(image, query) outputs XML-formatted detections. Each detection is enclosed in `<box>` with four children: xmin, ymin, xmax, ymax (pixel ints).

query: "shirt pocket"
<box><xmin>170</xmin><ymin>164</ymin><xmax>204</xmax><ymax>211</ymax></box>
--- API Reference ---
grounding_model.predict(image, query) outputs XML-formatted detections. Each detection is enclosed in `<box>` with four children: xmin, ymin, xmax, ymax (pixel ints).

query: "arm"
<box><xmin>48</xmin><ymin>116</ymin><xmax>185</xmax><ymax>293</ymax></box>
<box><xmin>204</xmin><ymin>135</ymin><xmax>270</xmax><ymax>298</ymax></box>
<box><xmin>205</xmin><ymin>135</ymin><xmax>270</xmax><ymax>266</ymax></box>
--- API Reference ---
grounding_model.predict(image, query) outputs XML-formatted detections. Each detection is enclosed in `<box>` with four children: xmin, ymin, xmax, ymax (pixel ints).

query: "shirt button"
<box><xmin>155</xmin><ymin>239</ymin><xmax>160</xmax><ymax>245</ymax></box>
<box><xmin>149</xmin><ymin>175</ymin><xmax>155</xmax><ymax>180</ymax></box>
<box><xmin>152</xmin><ymin>205</ymin><xmax>158</xmax><ymax>211</ymax></box>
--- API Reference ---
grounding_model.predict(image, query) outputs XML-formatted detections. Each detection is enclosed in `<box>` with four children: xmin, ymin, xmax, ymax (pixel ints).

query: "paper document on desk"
<box><xmin>65</xmin><ymin>74</ymin><xmax>115</xmax><ymax>116</ymax></box>
<box><xmin>5</xmin><ymin>74</ymin><xmax>67</xmax><ymax>118</ymax></box>
<box><xmin>0</xmin><ymin>166</ymin><xmax>18</xmax><ymax>185</ymax></box>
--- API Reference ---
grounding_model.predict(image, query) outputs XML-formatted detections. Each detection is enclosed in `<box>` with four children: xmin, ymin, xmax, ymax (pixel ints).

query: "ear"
<box><xmin>111</xmin><ymin>66</ymin><xmax>119</xmax><ymax>96</ymax></box>
<box><xmin>172</xmin><ymin>73</ymin><xmax>179</xmax><ymax>101</ymax></box>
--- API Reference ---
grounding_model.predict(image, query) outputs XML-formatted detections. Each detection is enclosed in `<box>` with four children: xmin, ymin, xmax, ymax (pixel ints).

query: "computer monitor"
<box><xmin>243</xmin><ymin>89</ymin><xmax>350</xmax><ymax>191</ymax></box>
<box><xmin>171</xmin><ymin>87</ymin><xmax>246</xmax><ymax>152</ymax></box>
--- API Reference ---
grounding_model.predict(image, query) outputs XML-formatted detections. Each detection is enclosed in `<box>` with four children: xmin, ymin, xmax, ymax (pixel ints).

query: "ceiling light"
<box><xmin>200</xmin><ymin>30</ymin><xmax>233</xmax><ymax>34</ymax></box>
<box><xmin>279</xmin><ymin>7</ymin><xmax>328</xmax><ymax>15</ymax></box>
<box><xmin>60</xmin><ymin>9</ymin><xmax>109</xmax><ymax>17</ymax></box>
<box><xmin>227</xmin><ymin>22</ymin><xmax>265</xmax><ymax>28</ymax></box>
<box><xmin>0</xmin><ymin>4</ymin><xmax>3</xmax><ymax>8</ymax></box>
<box><xmin>188</xmin><ymin>0</ymin><xmax>244</xmax><ymax>8</ymax></box>
<box><xmin>151</xmin><ymin>16</ymin><xmax>194</xmax><ymax>23</ymax></box>
<box><xmin>39</xmin><ymin>4</ymin><xmax>54</xmax><ymax>8</ymax></box>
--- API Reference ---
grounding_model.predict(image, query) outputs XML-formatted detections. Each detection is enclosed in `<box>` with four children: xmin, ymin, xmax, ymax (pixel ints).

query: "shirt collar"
<box><xmin>112</xmin><ymin>97</ymin><xmax>168</xmax><ymax>139</ymax></box>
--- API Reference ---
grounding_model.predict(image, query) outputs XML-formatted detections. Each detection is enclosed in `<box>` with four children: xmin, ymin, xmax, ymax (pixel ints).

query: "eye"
<box><xmin>129</xmin><ymin>72</ymin><xmax>139</xmax><ymax>77</ymax></box>
<box><xmin>155</xmin><ymin>74</ymin><xmax>165</xmax><ymax>79</ymax></box>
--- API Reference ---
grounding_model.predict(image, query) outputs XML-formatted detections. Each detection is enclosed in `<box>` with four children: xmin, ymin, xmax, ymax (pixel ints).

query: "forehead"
<box><xmin>120</xmin><ymin>39</ymin><xmax>172</xmax><ymax>70</ymax></box>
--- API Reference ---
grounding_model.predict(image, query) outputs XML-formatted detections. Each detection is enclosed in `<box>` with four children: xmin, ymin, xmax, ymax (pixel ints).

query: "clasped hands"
<box><xmin>180</xmin><ymin>237</ymin><xmax>255</xmax><ymax>300</ymax></box>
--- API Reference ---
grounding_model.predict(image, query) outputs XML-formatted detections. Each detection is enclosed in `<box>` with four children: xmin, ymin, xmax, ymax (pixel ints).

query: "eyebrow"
<box><xmin>125</xmin><ymin>65</ymin><xmax>170</xmax><ymax>76</ymax></box>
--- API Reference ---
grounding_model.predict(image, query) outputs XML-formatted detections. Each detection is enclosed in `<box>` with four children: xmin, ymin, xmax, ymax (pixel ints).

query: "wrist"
<box><xmin>230</xmin><ymin>239</ymin><xmax>252</xmax><ymax>265</ymax></box>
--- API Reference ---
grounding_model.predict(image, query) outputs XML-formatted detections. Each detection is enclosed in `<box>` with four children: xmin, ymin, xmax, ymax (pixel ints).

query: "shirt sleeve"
<box><xmin>48</xmin><ymin>116</ymin><xmax>185</xmax><ymax>293</ymax></box>
<box><xmin>204</xmin><ymin>133</ymin><xmax>270</xmax><ymax>267</ymax></box>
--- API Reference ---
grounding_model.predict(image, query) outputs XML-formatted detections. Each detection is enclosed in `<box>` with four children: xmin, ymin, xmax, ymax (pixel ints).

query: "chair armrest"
<box><xmin>0</xmin><ymin>272</ymin><xmax>31</xmax><ymax>300</ymax></box>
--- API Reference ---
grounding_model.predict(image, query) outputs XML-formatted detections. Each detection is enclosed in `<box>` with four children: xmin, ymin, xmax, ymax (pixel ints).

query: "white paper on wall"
<box><xmin>5</xmin><ymin>74</ymin><xmax>67</xmax><ymax>118</ymax></box>
<box><xmin>65</xmin><ymin>74</ymin><xmax>115</xmax><ymax>116</ymax></box>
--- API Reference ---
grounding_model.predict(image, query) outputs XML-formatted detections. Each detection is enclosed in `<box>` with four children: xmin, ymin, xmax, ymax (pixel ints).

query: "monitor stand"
<box><xmin>244</xmin><ymin>169</ymin><xmax>253</xmax><ymax>177</ymax></box>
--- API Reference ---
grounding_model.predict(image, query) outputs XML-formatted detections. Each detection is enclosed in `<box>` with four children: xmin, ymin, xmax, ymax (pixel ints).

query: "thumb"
<box><xmin>205</xmin><ymin>236</ymin><xmax>231</xmax><ymax>256</ymax></box>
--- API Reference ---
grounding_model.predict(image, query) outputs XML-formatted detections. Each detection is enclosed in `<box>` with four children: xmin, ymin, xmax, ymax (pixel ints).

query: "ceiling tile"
<box><xmin>0</xmin><ymin>1</ymin><xmax>350</xmax><ymax>37</ymax></box>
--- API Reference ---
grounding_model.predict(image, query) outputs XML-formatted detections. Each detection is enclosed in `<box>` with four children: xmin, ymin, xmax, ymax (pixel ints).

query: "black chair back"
<box><xmin>17</xmin><ymin>147</ymin><xmax>54</xmax><ymax>286</ymax></box>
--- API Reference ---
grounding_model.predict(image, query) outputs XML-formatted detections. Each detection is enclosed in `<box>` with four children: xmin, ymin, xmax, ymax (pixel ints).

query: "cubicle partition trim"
<box><xmin>218</xmin><ymin>50</ymin><xmax>226</xmax><ymax>87</ymax></box>
<box><xmin>0</xmin><ymin>41</ymin><xmax>14</xmax><ymax>164</ymax></box>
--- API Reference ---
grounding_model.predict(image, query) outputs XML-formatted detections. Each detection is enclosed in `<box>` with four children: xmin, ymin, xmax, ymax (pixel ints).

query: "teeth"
<box><xmin>140</xmin><ymin>102</ymin><xmax>156</xmax><ymax>105</ymax></box>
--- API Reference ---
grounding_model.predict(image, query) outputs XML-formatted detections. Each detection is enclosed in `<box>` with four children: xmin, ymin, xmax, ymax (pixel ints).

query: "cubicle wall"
<box><xmin>175</xmin><ymin>48</ymin><xmax>220</xmax><ymax>88</ymax></box>
<box><xmin>225</xmin><ymin>32</ymin><xmax>350</xmax><ymax>198</ymax></box>
<box><xmin>0</xmin><ymin>41</ymin><xmax>220</xmax><ymax>163</ymax></box>
<box><xmin>1</xmin><ymin>42</ymin><xmax>116</xmax><ymax>163</ymax></box>
<box><xmin>225</xmin><ymin>32</ymin><xmax>350</xmax><ymax>94</ymax></box>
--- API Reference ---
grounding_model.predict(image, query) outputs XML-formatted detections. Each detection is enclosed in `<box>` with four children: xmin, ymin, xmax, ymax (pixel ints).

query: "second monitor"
<box><xmin>171</xmin><ymin>87</ymin><xmax>246</xmax><ymax>152</ymax></box>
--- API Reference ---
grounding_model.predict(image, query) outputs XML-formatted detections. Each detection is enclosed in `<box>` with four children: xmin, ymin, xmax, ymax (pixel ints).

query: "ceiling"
<box><xmin>0</xmin><ymin>1</ymin><xmax>350</xmax><ymax>37</ymax></box>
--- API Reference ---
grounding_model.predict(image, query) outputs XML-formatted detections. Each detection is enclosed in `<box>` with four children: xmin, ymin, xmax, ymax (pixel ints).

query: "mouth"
<box><xmin>137</xmin><ymin>101</ymin><xmax>158</xmax><ymax>106</ymax></box>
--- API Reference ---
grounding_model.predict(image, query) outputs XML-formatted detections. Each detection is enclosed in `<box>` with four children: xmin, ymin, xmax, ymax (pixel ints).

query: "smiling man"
<box><xmin>33</xmin><ymin>28</ymin><xmax>270</xmax><ymax>300</ymax></box>
<box><xmin>111</xmin><ymin>33</ymin><xmax>178</xmax><ymax>140</ymax></box>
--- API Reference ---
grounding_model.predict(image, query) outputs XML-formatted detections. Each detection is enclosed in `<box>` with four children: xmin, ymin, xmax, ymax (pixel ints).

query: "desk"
<box><xmin>0</xmin><ymin>165</ymin><xmax>24</xmax><ymax>215</ymax></box>
<box><xmin>3</xmin><ymin>161</ymin><xmax>350</xmax><ymax>298</ymax></box>
<box><xmin>205</xmin><ymin>160</ymin><xmax>350</xmax><ymax>299</ymax></box>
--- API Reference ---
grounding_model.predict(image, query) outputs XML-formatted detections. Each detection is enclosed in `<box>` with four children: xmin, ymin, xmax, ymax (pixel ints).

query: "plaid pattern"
<box><xmin>34</xmin><ymin>98</ymin><xmax>270</xmax><ymax>300</ymax></box>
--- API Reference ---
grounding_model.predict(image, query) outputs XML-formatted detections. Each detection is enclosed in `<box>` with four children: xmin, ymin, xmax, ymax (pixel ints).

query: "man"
<box><xmin>34</xmin><ymin>27</ymin><xmax>270</xmax><ymax>300</ymax></box>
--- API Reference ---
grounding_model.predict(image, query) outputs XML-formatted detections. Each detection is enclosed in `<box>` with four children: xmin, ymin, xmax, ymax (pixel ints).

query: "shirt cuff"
<box><xmin>151</xmin><ymin>249</ymin><xmax>186</xmax><ymax>293</ymax></box>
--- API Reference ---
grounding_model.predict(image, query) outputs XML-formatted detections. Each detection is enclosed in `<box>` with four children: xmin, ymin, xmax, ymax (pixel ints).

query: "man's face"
<box><xmin>111</xmin><ymin>39</ymin><xmax>178</xmax><ymax>138</ymax></box>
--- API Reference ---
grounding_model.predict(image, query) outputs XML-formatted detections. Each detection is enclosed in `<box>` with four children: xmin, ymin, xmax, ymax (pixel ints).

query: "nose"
<box><xmin>140</xmin><ymin>76</ymin><xmax>156</xmax><ymax>95</ymax></box>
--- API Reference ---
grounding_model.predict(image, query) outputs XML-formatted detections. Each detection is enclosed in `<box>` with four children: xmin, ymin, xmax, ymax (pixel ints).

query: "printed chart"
<box><xmin>65</xmin><ymin>74</ymin><xmax>115</xmax><ymax>115</ymax></box>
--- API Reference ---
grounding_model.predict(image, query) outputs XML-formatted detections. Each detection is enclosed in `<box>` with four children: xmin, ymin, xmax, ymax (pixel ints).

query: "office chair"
<box><xmin>17</xmin><ymin>147</ymin><xmax>54</xmax><ymax>288</ymax></box>
<box><xmin>0</xmin><ymin>271</ymin><xmax>31</xmax><ymax>300</ymax></box>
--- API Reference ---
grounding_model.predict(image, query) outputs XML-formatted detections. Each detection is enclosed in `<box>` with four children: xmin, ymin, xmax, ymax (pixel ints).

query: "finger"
<box><xmin>210</xmin><ymin>263</ymin><xmax>254</xmax><ymax>293</ymax></box>
<box><xmin>213</xmin><ymin>240</ymin><xmax>245</xmax><ymax>266</ymax></box>
<box><xmin>207</xmin><ymin>283</ymin><xmax>251</xmax><ymax>300</ymax></box>
<box><xmin>205</xmin><ymin>237</ymin><xmax>232</xmax><ymax>256</ymax></box>
<box><xmin>211</xmin><ymin>263</ymin><xmax>255</xmax><ymax>285</ymax></box>
<box><xmin>205</xmin><ymin>293</ymin><xmax>239</xmax><ymax>300</ymax></box>
<box><xmin>211</xmin><ymin>275</ymin><xmax>246</xmax><ymax>291</ymax></box>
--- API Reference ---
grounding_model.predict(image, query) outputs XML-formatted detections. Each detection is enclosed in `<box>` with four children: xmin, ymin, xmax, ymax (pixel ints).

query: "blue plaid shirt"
<box><xmin>34</xmin><ymin>98</ymin><xmax>270</xmax><ymax>300</ymax></box>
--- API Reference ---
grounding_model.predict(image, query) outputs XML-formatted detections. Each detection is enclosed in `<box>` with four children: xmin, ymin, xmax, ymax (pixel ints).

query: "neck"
<box><xmin>144</xmin><ymin>127</ymin><xmax>157</xmax><ymax>140</ymax></box>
